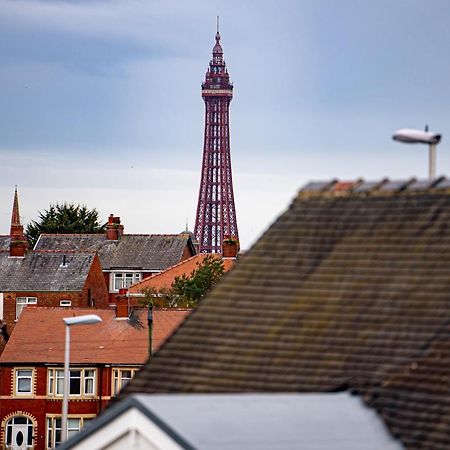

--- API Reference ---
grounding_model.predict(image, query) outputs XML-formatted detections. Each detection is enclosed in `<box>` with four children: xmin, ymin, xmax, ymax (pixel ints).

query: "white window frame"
<box><xmin>16</xmin><ymin>296</ymin><xmax>37</xmax><ymax>319</ymax></box>
<box><xmin>47</xmin><ymin>368</ymin><xmax>97</xmax><ymax>398</ymax></box>
<box><xmin>46</xmin><ymin>415</ymin><xmax>94</xmax><ymax>449</ymax></box>
<box><xmin>111</xmin><ymin>272</ymin><xmax>141</xmax><ymax>292</ymax></box>
<box><xmin>112</xmin><ymin>367</ymin><xmax>138</xmax><ymax>396</ymax></box>
<box><xmin>59</xmin><ymin>300</ymin><xmax>72</xmax><ymax>307</ymax></box>
<box><xmin>14</xmin><ymin>367</ymin><xmax>34</xmax><ymax>396</ymax></box>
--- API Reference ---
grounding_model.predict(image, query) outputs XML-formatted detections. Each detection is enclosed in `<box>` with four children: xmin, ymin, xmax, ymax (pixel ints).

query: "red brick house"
<box><xmin>0</xmin><ymin>191</ymin><xmax>109</xmax><ymax>350</ymax></box>
<box><xmin>0</xmin><ymin>252</ymin><xmax>108</xmax><ymax>343</ymax></box>
<box><xmin>0</xmin><ymin>305</ymin><xmax>192</xmax><ymax>450</ymax></box>
<box><xmin>34</xmin><ymin>215</ymin><xmax>197</xmax><ymax>303</ymax></box>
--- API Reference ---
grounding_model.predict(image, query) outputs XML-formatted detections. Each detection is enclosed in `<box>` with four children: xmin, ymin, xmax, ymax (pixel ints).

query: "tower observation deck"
<box><xmin>194</xmin><ymin>27</ymin><xmax>239</xmax><ymax>253</ymax></box>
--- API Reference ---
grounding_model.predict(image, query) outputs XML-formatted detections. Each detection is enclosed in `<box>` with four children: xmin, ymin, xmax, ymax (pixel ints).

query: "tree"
<box><xmin>141</xmin><ymin>255</ymin><xmax>225</xmax><ymax>308</ymax></box>
<box><xmin>26</xmin><ymin>203</ymin><xmax>105</xmax><ymax>247</ymax></box>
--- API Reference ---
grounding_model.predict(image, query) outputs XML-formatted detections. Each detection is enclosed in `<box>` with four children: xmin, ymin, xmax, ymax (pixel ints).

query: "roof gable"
<box><xmin>59</xmin><ymin>393</ymin><xmax>402</xmax><ymax>450</ymax></box>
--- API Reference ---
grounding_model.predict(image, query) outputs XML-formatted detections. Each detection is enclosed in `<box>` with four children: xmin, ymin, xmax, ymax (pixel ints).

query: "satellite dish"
<box><xmin>392</xmin><ymin>128</ymin><xmax>441</xmax><ymax>145</ymax></box>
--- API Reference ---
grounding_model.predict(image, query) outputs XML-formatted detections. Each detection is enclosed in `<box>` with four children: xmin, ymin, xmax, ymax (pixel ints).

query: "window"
<box><xmin>16</xmin><ymin>297</ymin><xmax>37</xmax><ymax>319</ymax></box>
<box><xmin>15</xmin><ymin>368</ymin><xmax>33</xmax><ymax>395</ymax></box>
<box><xmin>112</xmin><ymin>272</ymin><xmax>141</xmax><ymax>291</ymax></box>
<box><xmin>47</xmin><ymin>368</ymin><xmax>96</xmax><ymax>397</ymax></box>
<box><xmin>59</xmin><ymin>300</ymin><xmax>72</xmax><ymax>307</ymax></box>
<box><xmin>46</xmin><ymin>416</ymin><xmax>93</xmax><ymax>449</ymax></box>
<box><xmin>112</xmin><ymin>368</ymin><xmax>138</xmax><ymax>396</ymax></box>
<box><xmin>6</xmin><ymin>416</ymin><xmax>33</xmax><ymax>448</ymax></box>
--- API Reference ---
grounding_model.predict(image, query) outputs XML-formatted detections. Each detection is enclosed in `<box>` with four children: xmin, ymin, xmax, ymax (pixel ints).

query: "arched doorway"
<box><xmin>5</xmin><ymin>416</ymin><xmax>33</xmax><ymax>449</ymax></box>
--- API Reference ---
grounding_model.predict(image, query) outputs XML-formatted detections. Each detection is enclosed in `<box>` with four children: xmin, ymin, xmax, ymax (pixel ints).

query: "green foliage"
<box><xmin>26</xmin><ymin>203</ymin><xmax>105</xmax><ymax>247</ymax></box>
<box><xmin>140</xmin><ymin>255</ymin><xmax>225</xmax><ymax>308</ymax></box>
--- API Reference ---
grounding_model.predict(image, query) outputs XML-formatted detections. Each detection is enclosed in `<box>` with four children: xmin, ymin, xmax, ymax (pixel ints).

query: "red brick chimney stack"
<box><xmin>116</xmin><ymin>289</ymin><xmax>129</xmax><ymax>318</ymax></box>
<box><xmin>106</xmin><ymin>214</ymin><xmax>124</xmax><ymax>241</ymax></box>
<box><xmin>9</xmin><ymin>187</ymin><xmax>29</xmax><ymax>257</ymax></box>
<box><xmin>222</xmin><ymin>235</ymin><xmax>239</xmax><ymax>258</ymax></box>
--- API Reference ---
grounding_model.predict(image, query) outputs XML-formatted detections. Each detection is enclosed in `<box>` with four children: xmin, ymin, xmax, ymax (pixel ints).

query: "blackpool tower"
<box><xmin>194</xmin><ymin>25</ymin><xmax>239</xmax><ymax>253</ymax></box>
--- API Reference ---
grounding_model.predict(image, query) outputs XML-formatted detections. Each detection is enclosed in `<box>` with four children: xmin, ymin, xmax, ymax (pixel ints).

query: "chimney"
<box><xmin>116</xmin><ymin>289</ymin><xmax>129</xmax><ymax>318</ymax></box>
<box><xmin>9</xmin><ymin>187</ymin><xmax>29</xmax><ymax>257</ymax></box>
<box><xmin>222</xmin><ymin>235</ymin><xmax>239</xmax><ymax>258</ymax></box>
<box><xmin>106</xmin><ymin>214</ymin><xmax>124</xmax><ymax>241</ymax></box>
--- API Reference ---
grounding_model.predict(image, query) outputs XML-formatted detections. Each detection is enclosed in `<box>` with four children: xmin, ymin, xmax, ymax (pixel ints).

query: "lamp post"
<box><xmin>61</xmin><ymin>314</ymin><xmax>102</xmax><ymax>443</ymax></box>
<box><xmin>392</xmin><ymin>127</ymin><xmax>442</xmax><ymax>179</ymax></box>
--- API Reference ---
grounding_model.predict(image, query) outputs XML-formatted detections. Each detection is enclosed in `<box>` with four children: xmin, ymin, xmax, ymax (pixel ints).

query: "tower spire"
<box><xmin>9</xmin><ymin>187</ymin><xmax>28</xmax><ymax>257</ymax></box>
<box><xmin>194</xmin><ymin>25</ymin><xmax>239</xmax><ymax>253</ymax></box>
<box><xmin>11</xmin><ymin>186</ymin><xmax>21</xmax><ymax>230</ymax></box>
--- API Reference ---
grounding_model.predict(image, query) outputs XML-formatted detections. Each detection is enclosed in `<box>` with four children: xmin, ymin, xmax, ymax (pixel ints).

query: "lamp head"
<box><xmin>63</xmin><ymin>314</ymin><xmax>103</xmax><ymax>326</ymax></box>
<box><xmin>393</xmin><ymin>128</ymin><xmax>441</xmax><ymax>145</ymax></box>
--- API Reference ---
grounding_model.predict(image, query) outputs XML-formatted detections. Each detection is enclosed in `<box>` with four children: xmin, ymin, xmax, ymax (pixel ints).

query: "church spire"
<box><xmin>11</xmin><ymin>186</ymin><xmax>21</xmax><ymax>230</ymax></box>
<box><xmin>9</xmin><ymin>187</ymin><xmax>28</xmax><ymax>257</ymax></box>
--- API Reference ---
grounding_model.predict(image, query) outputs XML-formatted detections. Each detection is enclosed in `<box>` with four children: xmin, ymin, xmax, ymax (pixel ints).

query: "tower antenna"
<box><xmin>217</xmin><ymin>15</ymin><xmax>219</xmax><ymax>33</ymax></box>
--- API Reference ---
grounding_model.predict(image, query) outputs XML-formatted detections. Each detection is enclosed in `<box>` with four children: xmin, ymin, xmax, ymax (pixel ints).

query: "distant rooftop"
<box><xmin>60</xmin><ymin>392</ymin><xmax>402</xmax><ymax>450</ymax></box>
<box><xmin>35</xmin><ymin>233</ymin><xmax>195</xmax><ymax>271</ymax></box>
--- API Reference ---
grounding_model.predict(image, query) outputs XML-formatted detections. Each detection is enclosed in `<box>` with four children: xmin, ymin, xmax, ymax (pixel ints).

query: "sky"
<box><xmin>1</xmin><ymin>0</ymin><xmax>450</xmax><ymax>250</ymax></box>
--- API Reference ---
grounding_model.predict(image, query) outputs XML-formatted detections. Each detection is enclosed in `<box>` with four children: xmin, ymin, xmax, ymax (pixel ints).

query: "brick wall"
<box><xmin>0</xmin><ymin>364</ymin><xmax>138</xmax><ymax>449</ymax></box>
<box><xmin>2</xmin><ymin>292</ymin><xmax>87</xmax><ymax>337</ymax></box>
<box><xmin>82</xmin><ymin>254</ymin><xmax>109</xmax><ymax>309</ymax></box>
<box><xmin>181</xmin><ymin>243</ymin><xmax>195</xmax><ymax>262</ymax></box>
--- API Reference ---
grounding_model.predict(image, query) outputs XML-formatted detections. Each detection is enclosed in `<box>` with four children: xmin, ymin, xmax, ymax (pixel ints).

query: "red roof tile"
<box><xmin>129</xmin><ymin>254</ymin><xmax>235</xmax><ymax>294</ymax></box>
<box><xmin>152</xmin><ymin>308</ymin><xmax>192</xmax><ymax>352</ymax></box>
<box><xmin>0</xmin><ymin>308</ymin><xmax>149</xmax><ymax>365</ymax></box>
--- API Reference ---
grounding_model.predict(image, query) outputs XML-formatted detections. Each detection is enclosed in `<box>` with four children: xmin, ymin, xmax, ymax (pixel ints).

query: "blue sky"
<box><xmin>1</xmin><ymin>0</ymin><xmax>450</xmax><ymax>249</ymax></box>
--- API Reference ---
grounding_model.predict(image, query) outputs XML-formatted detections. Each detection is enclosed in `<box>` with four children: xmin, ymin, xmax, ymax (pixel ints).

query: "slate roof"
<box><xmin>0</xmin><ymin>308</ymin><xmax>149</xmax><ymax>365</ymax></box>
<box><xmin>0</xmin><ymin>251</ymin><xmax>96</xmax><ymax>291</ymax></box>
<box><xmin>35</xmin><ymin>234</ymin><xmax>194</xmax><ymax>271</ymax></box>
<box><xmin>128</xmin><ymin>254</ymin><xmax>235</xmax><ymax>294</ymax></box>
<box><xmin>120</xmin><ymin>177</ymin><xmax>450</xmax><ymax>450</ymax></box>
<box><xmin>60</xmin><ymin>393</ymin><xmax>402</xmax><ymax>450</ymax></box>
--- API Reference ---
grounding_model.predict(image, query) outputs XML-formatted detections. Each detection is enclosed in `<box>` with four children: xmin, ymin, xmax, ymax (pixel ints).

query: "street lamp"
<box><xmin>61</xmin><ymin>314</ymin><xmax>102</xmax><ymax>443</ymax></box>
<box><xmin>392</xmin><ymin>127</ymin><xmax>442</xmax><ymax>179</ymax></box>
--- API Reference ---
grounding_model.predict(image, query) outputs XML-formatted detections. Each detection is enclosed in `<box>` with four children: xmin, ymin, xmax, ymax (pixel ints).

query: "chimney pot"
<box><xmin>222</xmin><ymin>235</ymin><xmax>239</xmax><ymax>258</ymax></box>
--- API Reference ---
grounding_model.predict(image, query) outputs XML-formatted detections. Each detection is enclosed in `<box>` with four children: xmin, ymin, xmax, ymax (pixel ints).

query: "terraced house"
<box><xmin>0</xmin><ymin>304</ymin><xmax>194</xmax><ymax>450</ymax></box>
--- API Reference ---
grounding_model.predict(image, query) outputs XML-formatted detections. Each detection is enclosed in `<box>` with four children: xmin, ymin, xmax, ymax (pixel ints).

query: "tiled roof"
<box><xmin>35</xmin><ymin>234</ymin><xmax>194</xmax><ymax>271</ymax></box>
<box><xmin>0</xmin><ymin>236</ymin><xmax>10</xmax><ymax>252</ymax></box>
<box><xmin>120</xmin><ymin>178</ymin><xmax>450</xmax><ymax>449</ymax></box>
<box><xmin>128</xmin><ymin>254</ymin><xmax>235</xmax><ymax>294</ymax></box>
<box><xmin>0</xmin><ymin>251</ymin><xmax>96</xmax><ymax>291</ymax></box>
<box><xmin>0</xmin><ymin>308</ymin><xmax>149</xmax><ymax>365</ymax></box>
<box><xmin>152</xmin><ymin>308</ymin><xmax>192</xmax><ymax>352</ymax></box>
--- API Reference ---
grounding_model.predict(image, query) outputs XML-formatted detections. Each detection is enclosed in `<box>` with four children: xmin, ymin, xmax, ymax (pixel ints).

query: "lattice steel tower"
<box><xmin>194</xmin><ymin>25</ymin><xmax>239</xmax><ymax>253</ymax></box>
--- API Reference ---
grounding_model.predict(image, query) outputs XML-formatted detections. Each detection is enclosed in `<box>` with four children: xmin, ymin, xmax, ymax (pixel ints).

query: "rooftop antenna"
<box><xmin>185</xmin><ymin>217</ymin><xmax>189</xmax><ymax>232</ymax></box>
<box><xmin>217</xmin><ymin>15</ymin><xmax>219</xmax><ymax>33</ymax></box>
